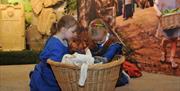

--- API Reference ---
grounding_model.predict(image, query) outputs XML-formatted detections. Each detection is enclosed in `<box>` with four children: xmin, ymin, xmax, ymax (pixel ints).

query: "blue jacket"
<box><xmin>98</xmin><ymin>43</ymin><xmax>123</xmax><ymax>61</ymax></box>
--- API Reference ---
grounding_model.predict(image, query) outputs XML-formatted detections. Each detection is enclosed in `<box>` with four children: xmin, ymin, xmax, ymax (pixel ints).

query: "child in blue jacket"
<box><xmin>29</xmin><ymin>15</ymin><xmax>79</xmax><ymax>91</ymax></box>
<box><xmin>88</xmin><ymin>19</ymin><xmax>129</xmax><ymax>86</ymax></box>
<box><xmin>88</xmin><ymin>19</ymin><xmax>123</xmax><ymax>63</ymax></box>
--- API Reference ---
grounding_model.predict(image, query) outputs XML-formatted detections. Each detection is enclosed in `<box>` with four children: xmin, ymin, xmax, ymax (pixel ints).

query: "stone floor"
<box><xmin>0</xmin><ymin>64</ymin><xmax>180</xmax><ymax>91</ymax></box>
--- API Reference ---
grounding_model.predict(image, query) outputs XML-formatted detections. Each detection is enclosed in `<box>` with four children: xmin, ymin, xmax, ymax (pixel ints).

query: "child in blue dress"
<box><xmin>154</xmin><ymin>0</ymin><xmax>179</xmax><ymax>68</ymax></box>
<box><xmin>29</xmin><ymin>15</ymin><xmax>79</xmax><ymax>91</ymax></box>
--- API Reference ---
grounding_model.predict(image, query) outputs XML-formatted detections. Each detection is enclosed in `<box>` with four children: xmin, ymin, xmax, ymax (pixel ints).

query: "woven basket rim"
<box><xmin>47</xmin><ymin>56</ymin><xmax>125</xmax><ymax>70</ymax></box>
<box><xmin>161</xmin><ymin>12</ymin><xmax>180</xmax><ymax>17</ymax></box>
<box><xmin>159</xmin><ymin>12</ymin><xmax>180</xmax><ymax>30</ymax></box>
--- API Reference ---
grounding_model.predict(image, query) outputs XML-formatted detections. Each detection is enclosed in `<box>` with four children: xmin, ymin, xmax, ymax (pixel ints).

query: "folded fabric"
<box><xmin>79</xmin><ymin>64</ymin><xmax>88</xmax><ymax>86</ymax></box>
<box><xmin>94</xmin><ymin>56</ymin><xmax>108</xmax><ymax>63</ymax></box>
<box><xmin>62</xmin><ymin>48</ymin><xmax>94</xmax><ymax>86</ymax></box>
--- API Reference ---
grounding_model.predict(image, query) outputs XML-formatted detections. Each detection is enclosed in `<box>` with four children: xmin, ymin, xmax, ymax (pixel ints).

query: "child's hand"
<box><xmin>85</xmin><ymin>47</ymin><xmax>93</xmax><ymax>56</ymax></box>
<box><xmin>85</xmin><ymin>47</ymin><xmax>89</xmax><ymax>52</ymax></box>
<box><xmin>94</xmin><ymin>56</ymin><xmax>108</xmax><ymax>64</ymax></box>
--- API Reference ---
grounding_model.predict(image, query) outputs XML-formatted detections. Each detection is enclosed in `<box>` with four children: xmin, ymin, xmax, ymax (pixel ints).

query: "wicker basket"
<box><xmin>47</xmin><ymin>56</ymin><xmax>125</xmax><ymax>91</ymax></box>
<box><xmin>160</xmin><ymin>12</ymin><xmax>180</xmax><ymax>30</ymax></box>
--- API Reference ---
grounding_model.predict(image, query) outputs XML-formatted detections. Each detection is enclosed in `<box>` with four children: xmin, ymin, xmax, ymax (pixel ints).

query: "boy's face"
<box><xmin>91</xmin><ymin>29</ymin><xmax>107</xmax><ymax>44</ymax></box>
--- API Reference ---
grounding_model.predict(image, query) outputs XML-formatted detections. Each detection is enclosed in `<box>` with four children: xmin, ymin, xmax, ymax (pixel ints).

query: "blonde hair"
<box><xmin>88</xmin><ymin>19</ymin><xmax>110</xmax><ymax>37</ymax></box>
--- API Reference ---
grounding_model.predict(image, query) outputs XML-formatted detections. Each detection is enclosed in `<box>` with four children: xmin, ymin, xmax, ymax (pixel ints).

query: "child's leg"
<box><xmin>160</xmin><ymin>38</ymin><xmax>168</xmax><ymax>62</ymax></box>
<box><xmin>29</xmin><ymin>70</ymin><xmax>39</xmax><ymax>91</ymax></box>
<box><xmin>123</xmin><ymin>5</ymin><xmax>126</xmax><ymax>19</ymax></box>
<box><xmin>170</xmin><ymin>38</ymin><xmax>177</xmax><ymax>59</ymax></box>
<box><xmin>169</xmin><ymin>38</ymin><xmax>178</xmax><ymax>68</ymax></box>
<box><xmin>155</xmin><ymin>23</ymin><xmax>161</xmax><ymax>38</ymax></box>
<box><xmin>30</xmin><ymin>79</ymin><xmax>39</xmax><ymax>91</ymax></box>
<box><xmin>30</xmin><ymin>86</ymin><xmax>38</xmax><ymax>91</ymax></box>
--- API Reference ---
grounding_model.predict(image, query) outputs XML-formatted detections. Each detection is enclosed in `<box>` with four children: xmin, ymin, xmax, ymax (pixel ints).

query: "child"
<box><xmin>154</xmin><ymin>0</ymin><xmax>180</xmax><ymax>68</ymax></box>
<box><xmin>29</xmin><ymin>15</ymin><xmax>79</xmax><ymax>91</ymax></box>
<box><xmin>88</xmin><ymin>19</ymin><xmax>129</xmax><ymax>86</ymax></box>
<box><xmin>88</xmin><ymin>19</ymin><xmax>123</xmax><ymax>63</ymax></box>
<box><xmin>122</xmin><ymin>0</ymin><xmax>135</xmax><ymax>20</ymax></box>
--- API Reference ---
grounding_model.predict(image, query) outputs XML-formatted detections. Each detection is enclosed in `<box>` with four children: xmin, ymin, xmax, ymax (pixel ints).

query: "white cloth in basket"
<box><xmin>62</xmin><ymin>48</ymin><xmax>94</xmax><ymax>86</ymax></box>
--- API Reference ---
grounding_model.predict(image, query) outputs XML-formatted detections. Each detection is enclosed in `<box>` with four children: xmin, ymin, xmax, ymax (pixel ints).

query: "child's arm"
<box><xmin>40</xmin><ymin>43</ymin><xmax>64</xmax><ymax>62</ymax></box>
<box><xmin>102</xmin><ymin>43</ymin><xmax>123</xmax><ymax>61</ymax></box>
<box><xmin>48</xmin><ymin>48</ymin><xmax>64</xmax><ymax>62</ymax></box>
<box><xmin>154</xmin><ymin>0</ymin><xmax>162</xmax><ymax>17</ymax></box>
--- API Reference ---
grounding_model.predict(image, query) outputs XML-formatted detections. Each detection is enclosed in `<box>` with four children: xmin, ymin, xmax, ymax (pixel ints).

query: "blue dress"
<box><xmin>30</xmin><ymin>36</ymin><xmax>69</xmax><ymax>91</ymax></box>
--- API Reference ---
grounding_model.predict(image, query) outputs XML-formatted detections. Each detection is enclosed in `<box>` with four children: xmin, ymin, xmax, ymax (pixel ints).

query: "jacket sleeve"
<box><xmin>102</xmin><ymin>43</ymin><xmax>123</xmax><ymax>61</ymax></box>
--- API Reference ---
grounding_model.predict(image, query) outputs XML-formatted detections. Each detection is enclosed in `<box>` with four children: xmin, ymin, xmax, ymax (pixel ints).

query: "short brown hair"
<box><xmin>51</xmin><ymin>15</ymin><xmax>79</xmax><ymax>35</ymax></box>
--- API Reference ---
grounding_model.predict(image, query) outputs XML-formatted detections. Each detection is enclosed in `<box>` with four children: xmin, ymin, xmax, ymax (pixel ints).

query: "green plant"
<box><xmin>1</xmin><ymin>0</ymin><xmax>8</xmax><ymax>4</ymax></box>
<box><xmin>162</xmin><ymin>8</ymin><xmax>180</xmax><ymax>15</ymax></box>
<box><xmin>0</xmin><ymin>50</ymin><xmax>40</xmax><ymax>65</ymax></box>
<box><xmin>64</xmin><ymin>0</ymin><xmax>77</xmax><ymax>15</ymax></box>
<box><xmin>8</xmin><ymin>0</ymin><xmax>32</xmax><ymax>12</ymax></box>
<box><xmin>7</xmin><ymin>0</ymin><xmax>33</xmax><ymax>27</ymax></box>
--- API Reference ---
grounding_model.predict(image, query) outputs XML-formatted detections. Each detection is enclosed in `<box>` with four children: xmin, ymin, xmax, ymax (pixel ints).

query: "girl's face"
<box><xmin>63</xmin><ymin>25</ymin><xmax>77</xmax><ymax>40</ymax></box>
